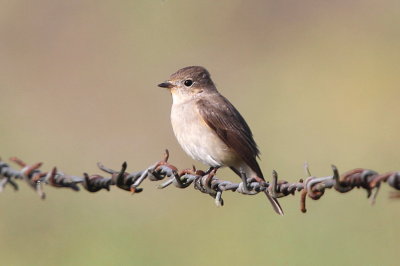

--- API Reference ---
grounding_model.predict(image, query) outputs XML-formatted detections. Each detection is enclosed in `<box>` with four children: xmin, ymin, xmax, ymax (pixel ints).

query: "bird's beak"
<box><xmin>158</xmin><ymin>81</ymin><xmax>174</xmax><ymax>89</ymax></box>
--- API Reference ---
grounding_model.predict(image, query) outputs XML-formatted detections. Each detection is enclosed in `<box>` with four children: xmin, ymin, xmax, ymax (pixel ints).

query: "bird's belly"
<box><xmin>171</xmin><ymin>102</ymin><xmax>238</xmax><ymax>167</ymax></box>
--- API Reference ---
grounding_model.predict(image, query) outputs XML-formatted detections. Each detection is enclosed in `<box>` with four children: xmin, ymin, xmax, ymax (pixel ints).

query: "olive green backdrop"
<box><xmin>0</xmin><ymin>1</ymin><xmax>399</xmax><ymax>265</ymax></box>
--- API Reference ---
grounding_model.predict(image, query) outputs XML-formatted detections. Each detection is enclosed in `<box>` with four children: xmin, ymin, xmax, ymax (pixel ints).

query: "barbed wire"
<box><xmin>0</xmin><ymin>150</ymin><xmax>399</xmax><ymax>213</ymax></box>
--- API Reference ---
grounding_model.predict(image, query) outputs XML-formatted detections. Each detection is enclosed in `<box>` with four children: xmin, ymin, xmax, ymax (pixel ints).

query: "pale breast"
<box><xmin>170</xmin><ymin>99</ymin><xmax>239</xmax><ymax>167</ymax></box>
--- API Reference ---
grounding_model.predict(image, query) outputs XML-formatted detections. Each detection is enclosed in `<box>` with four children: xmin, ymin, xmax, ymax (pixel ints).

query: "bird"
<box><xmin>158</xmin><ymin>66</ymin><xmax>283</xmax><ymax>215</ymax></box>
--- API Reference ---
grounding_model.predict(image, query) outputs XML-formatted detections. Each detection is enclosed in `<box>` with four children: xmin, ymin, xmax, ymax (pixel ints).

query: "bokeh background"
<box><xmin>1</xmin><ymin>1</ymin><xmax>399</xmax><ymax>265</ymax></box>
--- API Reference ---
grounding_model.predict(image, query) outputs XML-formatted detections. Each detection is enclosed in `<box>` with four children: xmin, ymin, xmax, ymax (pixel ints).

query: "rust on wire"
<box><xmin>0</xmin><ymin>151</ymin><xmax>399</xmax><ymax>213</ymax></box>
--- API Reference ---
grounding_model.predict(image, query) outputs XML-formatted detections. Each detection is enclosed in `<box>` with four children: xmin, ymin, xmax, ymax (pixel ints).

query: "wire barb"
<box><xmin>0</xmin><ymin>152</ymin><xmax>399</xmax><ymax>213</ymax></box>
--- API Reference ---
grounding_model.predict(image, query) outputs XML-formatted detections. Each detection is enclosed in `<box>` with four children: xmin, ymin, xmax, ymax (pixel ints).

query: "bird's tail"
<box><xmin>264</xmin><ymin>190</ymin><xmax>284</xmax><ymax>216</ymax></box>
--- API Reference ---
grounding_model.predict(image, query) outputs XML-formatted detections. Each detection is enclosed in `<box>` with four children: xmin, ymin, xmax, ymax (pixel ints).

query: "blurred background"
<box><xmin>0</xmin><ymin>0</ymin><xmax>399</xmax><ymax>265</ymax></box>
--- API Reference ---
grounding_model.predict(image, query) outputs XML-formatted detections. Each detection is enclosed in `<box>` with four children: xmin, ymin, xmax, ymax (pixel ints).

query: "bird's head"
<box><xmin>158</xmin><ymin>66</ymin><xmax>217</xmax><ymax>103</ymax></box>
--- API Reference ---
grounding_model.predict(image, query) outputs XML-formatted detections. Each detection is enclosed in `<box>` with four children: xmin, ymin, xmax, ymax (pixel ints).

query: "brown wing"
<box><xmin>197</xmin><ymin>95</ymin><xmax>264</xmax><ymax>179</ymax></box>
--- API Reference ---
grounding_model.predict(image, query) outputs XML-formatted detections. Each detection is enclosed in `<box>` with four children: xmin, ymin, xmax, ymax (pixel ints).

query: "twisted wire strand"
<box><xmin>0</xmin><ymin>150</ymin><xmax>399</xmax><ymax>212</ymax></box>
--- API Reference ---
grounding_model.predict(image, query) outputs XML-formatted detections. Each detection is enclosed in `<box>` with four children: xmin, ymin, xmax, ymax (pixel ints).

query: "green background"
<box><xmin>0</xmin><ymin>1</ymin><xmax>399</xmax><ymax>265</ymax></box>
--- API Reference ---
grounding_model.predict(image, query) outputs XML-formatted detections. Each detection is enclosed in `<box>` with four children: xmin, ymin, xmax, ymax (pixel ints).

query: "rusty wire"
<box><xmin>0</xmin><ymin>150</ymin><xmax>399</xmax><ymax>212</ymax></box>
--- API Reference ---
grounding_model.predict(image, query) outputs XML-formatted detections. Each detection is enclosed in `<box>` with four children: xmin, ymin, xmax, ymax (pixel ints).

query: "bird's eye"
<box><xmin>184</xmin><ymin>79</ymin><xmax>193</xmax><ymax>87</ymax></box>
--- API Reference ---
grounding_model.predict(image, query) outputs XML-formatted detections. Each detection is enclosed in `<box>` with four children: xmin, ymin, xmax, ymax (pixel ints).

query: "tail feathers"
<box><xmin>264</xmin><ymin>190</ymin><xmax>284</xmax><ymax>216</ymax></box>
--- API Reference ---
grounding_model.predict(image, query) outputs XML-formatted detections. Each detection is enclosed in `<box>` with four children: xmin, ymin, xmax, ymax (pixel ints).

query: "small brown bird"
<box><xmin>159</xmin><ymin>66</ymin><xmax>283</xmax><ymax>215</ymax></box>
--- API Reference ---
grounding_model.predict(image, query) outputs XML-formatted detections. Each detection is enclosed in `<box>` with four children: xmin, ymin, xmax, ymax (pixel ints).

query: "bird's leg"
<box><xmin>205</xmin><ymin>166</ymin><xmax>219</xmax><ymax>175</ymax></box>
<box><xmin>239</xmin><ymin>168</ymin><xmax>251</xmax><ymax>193</ymax></box>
